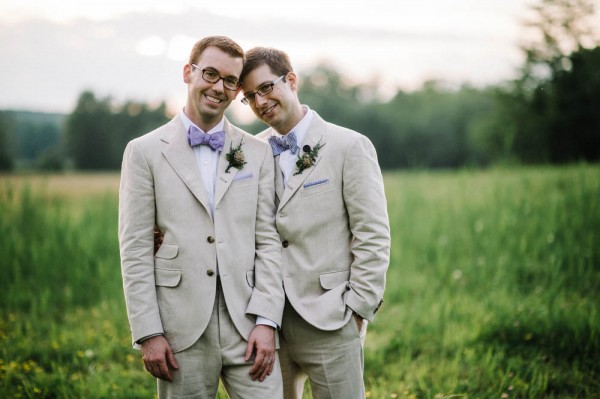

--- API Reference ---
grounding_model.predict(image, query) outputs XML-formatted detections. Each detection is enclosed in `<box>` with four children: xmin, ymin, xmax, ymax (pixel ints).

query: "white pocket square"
<box><xmin>233</xmin><ymin>171</ymin><xmax>253</xmax><ymax>181</ymax></box>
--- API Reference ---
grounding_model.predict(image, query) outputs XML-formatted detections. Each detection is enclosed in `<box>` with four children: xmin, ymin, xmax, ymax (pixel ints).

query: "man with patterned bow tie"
<box><xmin>239</xmin><ymin>47</ymin><xmax>391</xmax><ymax>398</ymax></box>
<box><xmin>118</xmin><ymin>36</ymin><xmax>284</xmax><ymax>398</ymax></box>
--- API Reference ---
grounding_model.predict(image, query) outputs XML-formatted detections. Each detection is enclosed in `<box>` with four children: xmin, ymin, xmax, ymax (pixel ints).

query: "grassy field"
<box><xmin>0</xmin><ymin>165</ymin><xmax>598</xmax><ymax>398</ymax></box>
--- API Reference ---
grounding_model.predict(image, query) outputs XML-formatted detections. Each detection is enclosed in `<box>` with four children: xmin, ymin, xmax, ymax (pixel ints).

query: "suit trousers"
<box><xmin>158</xmin><ymin>278</ymin><xmax>283</xmax><ymax>399</ymax></box>
<box><xmin>279</xmin><ymin>301</ymin><xmax>365</xmax><ymax>399</ymax></box>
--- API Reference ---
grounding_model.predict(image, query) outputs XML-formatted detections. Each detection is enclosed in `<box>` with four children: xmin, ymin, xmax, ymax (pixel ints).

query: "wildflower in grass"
<box><xmin>452</xmin><ymin>269</ymin><xmax>463</xmax><ymax>280</ymax></box>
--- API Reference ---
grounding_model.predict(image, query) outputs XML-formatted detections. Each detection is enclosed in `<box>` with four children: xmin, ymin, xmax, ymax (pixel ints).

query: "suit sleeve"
<box><xmin>342</xmin><ymin>135</ymin><xmax>391</xmax><ymax>321</ymax></box>
<box><xmin>118</xmin><ymin>140</ymin><xmax>164</xmax><ymax>345</ymax></box>
<box><xmin>245</xmin><ymin>144</ymin><xmax>285</xmax><ymax>326</ymax></box>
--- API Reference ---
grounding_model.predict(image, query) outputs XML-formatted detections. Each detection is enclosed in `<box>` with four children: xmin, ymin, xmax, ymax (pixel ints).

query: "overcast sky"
<box><xmin>0</xmin><ymin>0</ymin><xmax>581</xmax><ymax>117</ymax></box>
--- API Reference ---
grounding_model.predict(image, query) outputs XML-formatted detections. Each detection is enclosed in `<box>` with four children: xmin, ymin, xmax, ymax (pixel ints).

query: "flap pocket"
<box><xmin>155</xmin><ymin>268</ymin><xmax>182</xmax><ymax>287</ymax></box>
<box><xmin>155</xmin><ymin>243</ymin><xmax>178</xmax><ymax>259</ymax></box>
<box><xmin>319</xmin><ymin>269</ymin><xmax>350</xmax><ymax>290</ymax></box>
<box><xmin>246</xmin><ymin>270</ymin><xmax>255</xmax><ymax>287</ymax></box>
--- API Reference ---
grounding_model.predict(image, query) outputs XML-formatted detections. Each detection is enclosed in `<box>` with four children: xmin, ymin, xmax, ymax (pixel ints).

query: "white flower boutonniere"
<box><xmin>225</xmin><ymin>139</ymin><xmax>247</xmax><ymax>173</ymax></box>
<box><xmin>294</xmin><ymin>139</ymin><xmax>325</xmax><ymax>176</ymax></box>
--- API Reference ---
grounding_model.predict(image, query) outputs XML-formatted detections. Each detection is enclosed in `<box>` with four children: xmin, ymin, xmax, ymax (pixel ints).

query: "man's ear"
<box><xmin>183</xmin><ymin>64</ymin><xmax>192</xmax><ymax>83</ymax></box>
<box><xmin>286</xmin><ymin>71</ymin><xmax>298</xmax><ymax>92</ymax></box>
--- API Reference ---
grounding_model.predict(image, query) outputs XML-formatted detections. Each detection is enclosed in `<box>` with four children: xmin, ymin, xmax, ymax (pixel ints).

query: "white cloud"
<box><xmin>167</xmin><ymin>35</ymin><xmax>197</xmax><ymax>62</ymax></box>
<box><xmin>136</xmin><ymin>36</ymin><xmax>167</xmax><ymax>56</ymax></box>
<box><xmin>0</xmin><ymin>1</ymin><xmax>540</xmax><ymax>112</ymax></box>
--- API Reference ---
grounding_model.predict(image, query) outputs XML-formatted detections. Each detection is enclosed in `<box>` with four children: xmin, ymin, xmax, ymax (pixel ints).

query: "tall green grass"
<box><xmin>365</xmin><ymin>165</ymin><xmax>599</xmax><ymax>398</ymax></box>
<box><xmin>0</xmin><ymin>165</ymin><xmax>598</xmax><ymax>398</ymax></box>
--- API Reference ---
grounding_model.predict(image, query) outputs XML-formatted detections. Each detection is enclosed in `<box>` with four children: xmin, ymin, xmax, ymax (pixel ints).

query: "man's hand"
<box><xmin>141</xmin><ymin>335</ymin><xmax>179</xmax><ymax>381</ymax></box>
<box><xmin>245</xmin><ymin>325</ymin><xmax>276</xmax><ymax>382</ymax></box>
<box><xmin>153</xmin><ymin>225</ymin><xmax>164</xmax><ymax>255</ymax></box>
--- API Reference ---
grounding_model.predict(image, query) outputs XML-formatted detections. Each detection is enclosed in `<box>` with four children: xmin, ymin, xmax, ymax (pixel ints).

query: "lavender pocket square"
<box><xmin>303</xmin><ymin>179</ymin><xmax>330</xmax><ymax>188</ymax></box>
<box><xmin>233</xmin><ymin>171</ymin><xmax>254</xmax><ymax>181</ymax></box>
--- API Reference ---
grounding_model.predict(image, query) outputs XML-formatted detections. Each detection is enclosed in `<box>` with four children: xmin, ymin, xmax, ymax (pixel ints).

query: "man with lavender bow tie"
<box><xmin>118</xmin><ymin>36</ymin><xmax>284</xmax><ymax>398</ymax></box>
<box><xmin>239</xmin><ymin>47</ymin><xmax>390</xmax><ymax>399</ymax></box>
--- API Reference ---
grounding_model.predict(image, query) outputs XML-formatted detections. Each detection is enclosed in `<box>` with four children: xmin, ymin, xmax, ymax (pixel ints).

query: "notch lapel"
<box><xmin>214</xmin><ymin>120</ymin><xmax>241</xmax><ymax>208</ymax></box>
<box><xmin>274</xmin><ymin>158</ymin><xmax>284</xmax><ymax>202</ymax></box>
<box><xmin>278</xmin><ymin>121</ymin><xmax>327</xmax><ymax>210</ymax></box>
<box><xmin>161</xmin><ymin>118</ymin><xmax>212</xmax><ymax>215</ymax></box>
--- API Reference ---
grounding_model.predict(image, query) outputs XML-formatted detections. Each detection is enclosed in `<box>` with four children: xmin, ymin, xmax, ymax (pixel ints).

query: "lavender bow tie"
<box><xmin>268</xmin><ymin>131</ymin><xmax>299</xmax><ymax>156</ymax></box>
<box><xmin>187</xmin><ymin>126</ymin><xmax>225</xmax><ymax>151</ymax></box>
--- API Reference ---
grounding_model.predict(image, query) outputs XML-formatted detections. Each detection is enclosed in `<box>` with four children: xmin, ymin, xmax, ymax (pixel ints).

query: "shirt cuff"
<box><xmin>256</xmin><ymin>316</ymin><xmax>278</xmax><ymax>329</ymax></box>
<box><xmin>136</xmin><ymin>333</ymin><xmax>163</xmax><ymax>345</ymax></box>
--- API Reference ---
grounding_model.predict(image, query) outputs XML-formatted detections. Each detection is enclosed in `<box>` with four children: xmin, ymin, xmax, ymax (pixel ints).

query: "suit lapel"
<box><xmin>278</xmin><ymin>119</ymin><xmax>327</xmax><ymax>209</ymax></box>
<box><xmin>161</xmin><ymin>118</ymin><xmax>212</xmax><ymax>215</ymax></box>
<box><xmin>214</xmin><ymin>119</ymin><xmax>241</xmax><ymax>208</ymax></box>
<box><xmin>274</xmin><ymin>158</ymin><xmax>284</xmax><ymax>202</ymax></box>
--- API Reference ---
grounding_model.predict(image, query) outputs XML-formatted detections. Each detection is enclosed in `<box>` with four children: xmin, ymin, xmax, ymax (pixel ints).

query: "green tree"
<box><xmin>479</xmin><ymin>0</ymin><xmax>600</xmax><ymax>165</ymax></box>
<box><xmin>547</xmin><ymin>46</ymin><xmax>600</xmax><ymax>162</ymax></box>
<box><xmin>65</xmin><ymin>91</ymin><xmax>170</xmax><ymax>170</ymax></box>
<box><xmin>520</xmin><ymin>0</ymin><xmax>598</xmax><ymax>85</ymax></box>
<box><xmin>0</xmin><ymin>111</ymin><xmax>15</xmax><ymax>170</ymax></box>
<box><xmin>65</xmin><ymin>91</ymin><xmax>114</xmax><ymax>170</ymax></box>
<box><xmin>109</xmin><ymin>100</ymin><xmax>170</xmax><ymax>168</ymax></box>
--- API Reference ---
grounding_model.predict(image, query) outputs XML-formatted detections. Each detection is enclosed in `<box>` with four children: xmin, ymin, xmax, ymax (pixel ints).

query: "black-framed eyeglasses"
<box><xmin>241</xmin><ymin>76</ymin><xmax>285</xmax><ymax>105</ymax></box>
<box><xmin>191</xmin><ymin>64</ymin><xmax>240</xmax><ymax>91</ymax></box>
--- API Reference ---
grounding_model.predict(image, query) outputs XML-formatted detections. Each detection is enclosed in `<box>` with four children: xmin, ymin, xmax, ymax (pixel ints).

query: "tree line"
<box><xmin>0</xmin><ymin>0</ymin><xmax>598</xmax><ymax>171</ymax></box>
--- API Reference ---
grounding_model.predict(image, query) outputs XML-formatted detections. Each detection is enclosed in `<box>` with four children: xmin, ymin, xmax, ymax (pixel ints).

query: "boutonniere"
<box><xmin>294</xmin><ymin>139</ymin><xmax>325</xmax><ymax>176</ymax></box>
<box><xmin>225</xmin><ymin>139</ymin><xmax>247</xmax><ymax>173</ymax></box>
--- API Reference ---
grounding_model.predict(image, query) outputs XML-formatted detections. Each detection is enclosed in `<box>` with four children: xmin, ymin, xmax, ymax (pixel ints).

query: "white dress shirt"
<box><xmin>179</xmin><ymin>111</ymin><xmax>222</xmax><ymax>218</ymax></box>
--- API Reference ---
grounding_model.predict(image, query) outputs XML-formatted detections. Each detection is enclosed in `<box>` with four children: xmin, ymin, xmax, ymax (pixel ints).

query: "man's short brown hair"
<box><xmin>188</xmin><ymin>36</ymin><xmax>244</xmax><ymax>65</ymax></box>
<box><xmin>240</xmin><ymin>47</ymin><xmax>293</xmax><ymax>83</ymax></box>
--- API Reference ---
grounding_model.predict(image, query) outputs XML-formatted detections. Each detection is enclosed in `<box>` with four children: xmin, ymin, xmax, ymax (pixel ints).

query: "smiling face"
<box><xmin>183</xmin><ymin>46</ymin><xmax>243</xmax><ymax>131</ymax></box>
<box><xmin>241</xmin><ymin>64</ymin><xmax>304</xmax><ymax>135</ymax></box>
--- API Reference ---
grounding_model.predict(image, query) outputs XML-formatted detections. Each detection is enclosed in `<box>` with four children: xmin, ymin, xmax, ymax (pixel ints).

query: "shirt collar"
<box><xmin>272</xmin><ymin>104</ymin><xmax>313</xmax><ymax>148</ymax></box>
<box><xmin>179</xmin><ymin>108</ymin><xmax>225</xmax><ymax>135</ymax></box>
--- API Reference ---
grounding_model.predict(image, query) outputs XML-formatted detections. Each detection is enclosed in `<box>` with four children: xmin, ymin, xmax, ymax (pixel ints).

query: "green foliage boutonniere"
<box><xmin>294</xmin><ymin>139</ymin><xmax>325</xmax><ymax>176</ymax></box>
<box><xmin>225</xmin><ymin>139</ymin><xmax>247</xmax><ymax>173</ymax></box>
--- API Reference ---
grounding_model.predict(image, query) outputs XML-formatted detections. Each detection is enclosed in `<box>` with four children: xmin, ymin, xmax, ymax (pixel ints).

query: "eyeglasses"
<box><xmin>241</xmin><ymin>76</ymin><xmax>285</xmax><ymax>105</ymax></box>
<box><xmin>191</xmin><ymin>64</ymin><xmax>240</xmax><ymax>91</ymax></box>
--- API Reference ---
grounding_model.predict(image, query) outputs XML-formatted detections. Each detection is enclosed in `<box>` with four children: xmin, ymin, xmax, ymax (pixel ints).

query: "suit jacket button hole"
<box><xmin>207</xmin><ymin>269</ymin><xmax>215</xmax><ymax>276</ymax></box>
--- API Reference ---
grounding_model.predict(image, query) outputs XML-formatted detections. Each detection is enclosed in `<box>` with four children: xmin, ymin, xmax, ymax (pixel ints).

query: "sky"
<box><xmin>0</xmin><ymin>0</ymin><xmax>569</xmax><ymax>119</ymax></box>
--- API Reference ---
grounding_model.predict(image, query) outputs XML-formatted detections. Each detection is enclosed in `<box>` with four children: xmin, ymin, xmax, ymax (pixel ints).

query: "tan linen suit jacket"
<box><xmin>119</xmin><ymin>116</ymin><xmax>284</xmax><ymax>353</ymax></box>
<box><xmin>258</xmin><ymin>112</ymin><xmax>390</xmax><ymax>331</ymax></box>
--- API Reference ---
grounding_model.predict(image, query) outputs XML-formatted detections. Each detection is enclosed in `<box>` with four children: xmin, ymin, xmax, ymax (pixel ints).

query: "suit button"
<box><xmin>207</xmin><ymin>269</ymin><xmax>215</xmax><ymax>276</ymax></box>
<box><xmin>207</xmin><ymin>236</ymin><xmax>215</xmax><ymax>243</ymax></box>
<box><xmin>282</xmin><ymin>240</ymin><xmax>289</xmax><ymax>248</ymax></box>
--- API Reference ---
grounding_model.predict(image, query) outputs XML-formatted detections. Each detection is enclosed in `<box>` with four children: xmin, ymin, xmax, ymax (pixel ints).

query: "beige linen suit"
<box><xmin>119</xmin><ymin>116</ymin><xmax>284</xmax><ymax>354</ymax></box>
<box><xmin>258</xmin><ymin>111</ymin><xmax>390</xmax><ymax>398</ymax></box>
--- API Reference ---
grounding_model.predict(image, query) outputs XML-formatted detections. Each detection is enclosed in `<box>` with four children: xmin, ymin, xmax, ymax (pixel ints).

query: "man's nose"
<box><xmin>255</xmin><ymin>94</ymin><xmax>268</xmax><ymax>106</ymax></box>
<box><xmin>211</xmin><ymin>78</ymin><xmax>225</xmax><ymax>92</ymax></box>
